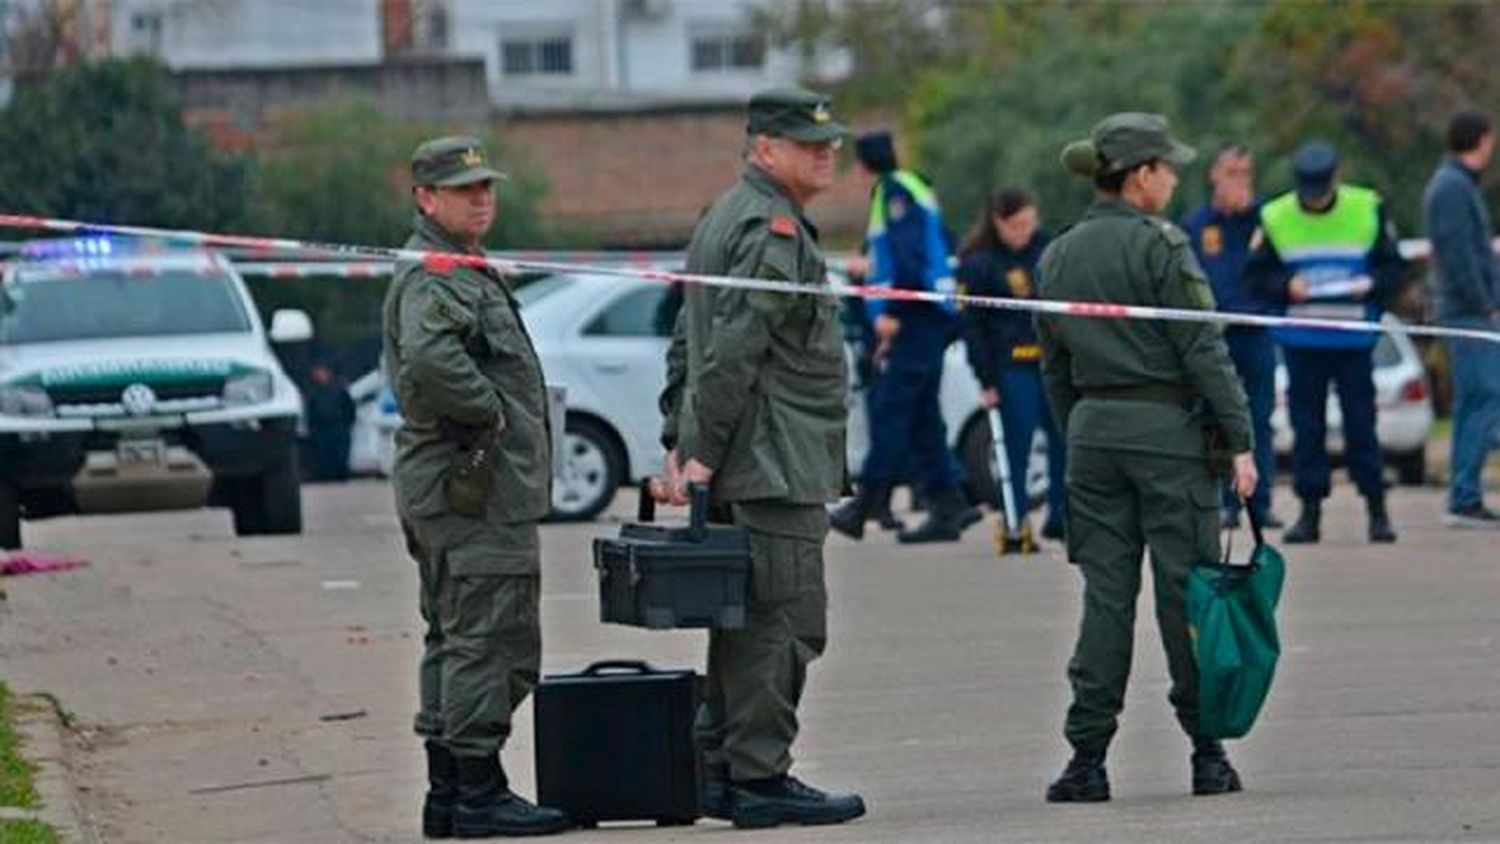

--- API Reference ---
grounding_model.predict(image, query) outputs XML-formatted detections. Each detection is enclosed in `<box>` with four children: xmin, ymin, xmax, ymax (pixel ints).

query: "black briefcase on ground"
<box><xmin>534</xmin><ymin>660</ymin><xmax>701</xmax><ymax>828</ymax></box>
<box><xmin>593</xmin><ymin>482</ymin><xmax>750</xmax><ymax>629</ymax></box>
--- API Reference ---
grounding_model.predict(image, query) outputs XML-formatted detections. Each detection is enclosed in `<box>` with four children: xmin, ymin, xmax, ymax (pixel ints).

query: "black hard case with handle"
<box><xmin>593</xmin><ymin>481</ymin><xmax>750</xmax><ymax>629</ymax></box>
<box><xmin>534</xmin><ymin>660</ymin><xmax>700</xmax><ymax>828</ymax></box>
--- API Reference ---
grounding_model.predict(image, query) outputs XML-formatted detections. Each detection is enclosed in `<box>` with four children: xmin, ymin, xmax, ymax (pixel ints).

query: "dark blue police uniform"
<box><xmin>1180</xmin><ymin>200</ymin><xmax>1277</xmax><ymax>524</ymax></box>
<box><xmin>958</xmin><ymin>233</ymin><xmax>1067</xmax><ymax>534</ymax></box>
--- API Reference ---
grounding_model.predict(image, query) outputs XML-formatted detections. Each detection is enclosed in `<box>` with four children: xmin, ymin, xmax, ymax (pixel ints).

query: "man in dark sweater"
<box><xmin>1423</xmin><ymin>111</ymin><xmax>1500</xmax><ymax>528</ymax></box>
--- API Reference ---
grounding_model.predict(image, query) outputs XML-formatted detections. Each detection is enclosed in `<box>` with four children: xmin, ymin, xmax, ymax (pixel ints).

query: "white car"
<box><xmin>0</xmin><ymin>238</ymin><xmax>311</xmax><ymax>549</ymax></box>
<box><xmin>347</xmin><ymin>368</ymin><xmax>399</xmax><ymax>477</ymax></box>
<box><xmin>1269</xmin><ymin>315</ymin><xmax>1435</xmax><ymax>485</ymax></box>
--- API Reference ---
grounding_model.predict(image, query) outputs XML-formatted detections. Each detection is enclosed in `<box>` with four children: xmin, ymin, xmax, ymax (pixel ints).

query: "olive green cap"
<box><xmin>410</xmin><ymin>136</ymin><xmax>507</xmax><ymax>187</ymax></box>
<box><xmin>746</xmin><ymin>87</ymin><xmax>849</xmax><ymax>143</ymax></box>
<box><xmin>1060</xmin><ymin>113</ymin><xmax>1196</xmax><ymax>178</ymax></box>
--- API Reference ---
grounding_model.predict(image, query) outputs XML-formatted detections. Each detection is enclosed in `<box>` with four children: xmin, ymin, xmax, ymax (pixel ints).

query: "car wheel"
<box><xmin>550</xmin><ymin>415</ymin><xmax>624</xmax><ymax>522</ymax></box>
<box><xmin>232</xmin><ymin>447</ymin><xmax>303</xmax><ymax>536</ymax></box>
<box><xmin>1394</xmin><ymin>448</ymin><xmax>1426</xmax><ymax>487</ymax></box>
<box><xmin>959</xmin><ymin>416</ymin><xmax>998</xmax><ymax>507</ymax></box>
<box><xmin>0</xmin><ymin>477</ymin><xmax>20</xmax><ymax>551</ymax></box>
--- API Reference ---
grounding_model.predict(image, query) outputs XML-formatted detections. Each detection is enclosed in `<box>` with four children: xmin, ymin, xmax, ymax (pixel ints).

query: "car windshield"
<box><xmin>0</xmin><ymin>265</ymin><xmax>251</xmax><ymax>344</ymax></box>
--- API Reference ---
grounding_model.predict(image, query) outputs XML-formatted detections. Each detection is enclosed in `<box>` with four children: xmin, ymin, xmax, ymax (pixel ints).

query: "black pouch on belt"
<box><xmin>1199</xmin><ymin>411</ymin><xmax>1234</xmax><ymax>480</ymax></box>
<box><xmin>443</xmin><ymin>420</ymin><xmax>499</xmax><ymax>517</ymax></box>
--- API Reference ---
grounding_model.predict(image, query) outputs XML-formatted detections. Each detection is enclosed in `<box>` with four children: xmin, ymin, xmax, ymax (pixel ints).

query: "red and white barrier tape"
<box><xmin>2</xmin><ymin>212</ymin><xmax>1498</xmax><ymax>346</ymax></box>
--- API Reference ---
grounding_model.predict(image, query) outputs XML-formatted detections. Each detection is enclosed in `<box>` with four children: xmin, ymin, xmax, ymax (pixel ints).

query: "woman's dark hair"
<box><xmin>958</xmin><ymin>187</ymin><xmax>1037</xmax><ymax>257</ymax></box>
<box><xmin>1448</xmin><ymin>111</ymin><xmax>1492</xmax><ymax>154</ymax></box>
<box><xmin>1093</xmin><ymin>159</ymin><xmax>1158</xmax><ymax>193</ymax></box>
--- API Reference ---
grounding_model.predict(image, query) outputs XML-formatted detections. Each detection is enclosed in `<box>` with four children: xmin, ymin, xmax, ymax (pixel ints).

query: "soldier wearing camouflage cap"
<box><xmin>381</xmin><ymin>136</ymin><xmax>570</xmax><ymax>837</ymax></box>
<box><xmin>656</xmin><ymin>87</ymin><xmax>866</xmax><ymax>829</ymax></box>
<box><xmin>1036</xmin><ymin>113</ymin><xmax>1256</xmax><ymax>802</ymax></box>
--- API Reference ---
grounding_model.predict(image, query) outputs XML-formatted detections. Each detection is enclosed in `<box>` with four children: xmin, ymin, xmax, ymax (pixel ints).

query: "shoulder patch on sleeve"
<box><xmin>769</xmin><ymin>215</ymin><xmax>798</xmax><ymax>238</ymax></box>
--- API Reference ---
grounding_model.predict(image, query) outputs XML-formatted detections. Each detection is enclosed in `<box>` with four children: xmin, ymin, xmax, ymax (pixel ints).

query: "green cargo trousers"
<box><xmin>1062</xmin><ymin>443</ymin><xmax>1222</xmax><ymax>754</ymax></box>
<box><xmin>404</xmin><ymin>515</ymin><xmax>542</xmax><ymax>759</ymax></box>
<box><xmin>696</xmin><ymin>501</ymin><xmax>829</xmax><ymax>781</ymax></box>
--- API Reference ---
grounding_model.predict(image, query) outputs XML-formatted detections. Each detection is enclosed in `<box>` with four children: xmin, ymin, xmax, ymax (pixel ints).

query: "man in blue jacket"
<box><xmin>1424</xmin><ymin>112</ymin><xmax>1500</xmax><ymax>528</ymax></box>
<box><xmin>1181</xmin><ymin>144</ymin><xmax>1282</xmax><ymax>530</ymax></box>
<box><xmin>830</xmin><ymin>131</ymin><xmax>978</xmax><ymax>543</ymax></box>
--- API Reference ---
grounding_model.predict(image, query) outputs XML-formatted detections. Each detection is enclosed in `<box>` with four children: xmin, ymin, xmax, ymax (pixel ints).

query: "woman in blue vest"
<box><xmin>958</xmin><ymin>187</ymin><xmax>1067</xmax><ymax>541</ymax></box>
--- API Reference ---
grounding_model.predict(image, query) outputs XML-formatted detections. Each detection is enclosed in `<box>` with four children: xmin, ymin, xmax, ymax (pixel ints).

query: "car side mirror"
<box><xmin>269</xmin><ymin>309</ymin><xmax>314</xmax><ymax>344</ymax></box>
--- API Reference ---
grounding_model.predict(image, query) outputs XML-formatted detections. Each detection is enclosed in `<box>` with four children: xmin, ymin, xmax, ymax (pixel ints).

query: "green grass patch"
<box><xmin>0</xmin><ymin>682</ymin><xmax>39</xmax><ymax>809</ymax></box>
<box><xmin>0</xmin><ymin>819</ymin><xmax>60</xmax><ymax>843</ymax></box>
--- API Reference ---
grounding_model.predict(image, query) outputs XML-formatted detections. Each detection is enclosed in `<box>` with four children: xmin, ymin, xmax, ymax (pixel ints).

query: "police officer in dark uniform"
<box><xmin>1036</xmin><ymin>114</ymin><xmax>1257</xmax><ymax>802</ymax></box>
<box><xmin>1246</xmin><ymin>141</ymin><xmax>1406</xmax><ymax>544</ymax></box>
<box><xmin>957</xmin><ymin>187</ymin><xmax>1067</xmax><ymax>540</ymax></box>
<box><xmin>1181</xmin><ymin>144</ymin><xmax>1282</xmax><ymax>530</ymax></box>
<box><xmin>657</xmin><ymin>87</ymin><xmax>866</xmax><ymax>830</ymax></box>
<box><xmin>830</xmin><ymin>130</ymin><xmax>979</xmax><ymax>543</ymax></box>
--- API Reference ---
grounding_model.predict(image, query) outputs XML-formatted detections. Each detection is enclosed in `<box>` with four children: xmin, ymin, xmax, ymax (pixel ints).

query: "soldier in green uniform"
<box><xmin>1035</xmin><ymin>114</ymin><xmax>1259</xmax><ymax>802</ymax></box>
<box><xmin>381</xmin><ymin>136</ymin><xmax>570</xmax><ymax>838</ymax></box>
<box><xmin>655</xmin><ymin>88</ymin><xmax>867</xmax><ymax>830</ymax></box>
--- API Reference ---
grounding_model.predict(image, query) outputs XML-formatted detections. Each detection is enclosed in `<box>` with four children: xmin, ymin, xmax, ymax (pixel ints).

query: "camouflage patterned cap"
<box><xmin>746</xmin><ymin>87</ymin><xmax>849</xmax><ymax>143</ymax></box>
<box><xmin>410</xmin><ymin>136</ymin><xmax>508</xmax><ymax>187</ymax></box>
<box><xmin>1060</xmin><ymin>113</ymin><xmax>1196</xmax><ymax>178</ymax></box>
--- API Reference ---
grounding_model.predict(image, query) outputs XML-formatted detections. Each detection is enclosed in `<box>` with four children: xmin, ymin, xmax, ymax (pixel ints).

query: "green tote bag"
<box><xmin>1187</xmin><ymin>506</ymin><xmax>1286</xmax><ymax>739</ymax></box>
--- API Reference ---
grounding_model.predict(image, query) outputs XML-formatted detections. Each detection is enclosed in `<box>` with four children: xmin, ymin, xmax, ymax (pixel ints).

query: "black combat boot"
<box><xmin>1045</xmin><ymin>750</ymin><xmax>1110</xmax><ymax>803</ymax></box>
<box><xmin>829</xmin><ymin>482</ymin><xmax>893</xmax><ymax>541</ymax></box>
<box><xmin>897</xmin><ymin>487</ymin><xmax>981</xmax><ymax>544</ymax></box>
<box><xmin>699</xmin><ymin>762</ymin><xmax>732</xmax><ymax>821</ymax></box>
<box><xmin>452</xmin><ymin>754</ymin><xmax>571</xmax><ymax>838</ymax></box>
<box><xmin>871</xmin><ymin>485</ymin><xmax>905</xmax><ymax>532</ymax></box>
<box><xmin>1191</xmin><ymin>738</ymin><xmax>1243</xmax><ymax>796</ymax></box>
<box><xmin>730</xmin><ymin>774</ymin><xmax>866</xmax><ymax>829</ymax></box>
<box><xmin>423</xmin><ymin>741</ymin><xmax>458</xmax><ymax>839</ymax></box>
<box><xmin>1367</xmin><ymin>495</ymin><xmax>1397</xmax><ymax>544</ymax></box>
<box><xmin>1282</xmin><ymin>498</ymin><xmax>1321</xmax><ymax>544</ymax></box>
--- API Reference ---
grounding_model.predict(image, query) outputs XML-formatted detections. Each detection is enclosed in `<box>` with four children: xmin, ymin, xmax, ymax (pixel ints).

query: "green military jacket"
<box><xmin>659</xmin><ymin>165</ymin><xmax>848</xmax><ymax>506</ymax></box>
<box><xmin>1036</xmin><ymin>198</ymin><xmax>1251</xmax><ymax>457</ymax></box>
<box><xmin>381</xmin><ymin>214</ymin><xmax>551</xmax><ymax>523</ymax></box>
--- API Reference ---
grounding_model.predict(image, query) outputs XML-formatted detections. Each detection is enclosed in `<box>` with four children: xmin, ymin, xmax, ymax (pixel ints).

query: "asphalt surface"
<box><xmin>1</xmin><ymin>480</ymin><xmax>1499</xmax><ymax>843</ymax></box>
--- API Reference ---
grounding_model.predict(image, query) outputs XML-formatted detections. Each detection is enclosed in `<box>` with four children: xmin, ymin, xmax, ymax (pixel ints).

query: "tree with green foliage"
<box><xmin>0</xmin><ymin>58</ymin><xmax>253</xmax><ymax>230</ymax></box>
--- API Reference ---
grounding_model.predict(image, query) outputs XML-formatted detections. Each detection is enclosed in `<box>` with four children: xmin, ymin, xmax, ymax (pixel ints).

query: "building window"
<box><xmin>131</xmin><ymin>11</ymin><xmax>165</xmax><ymax>55</ymax></box>
<box><xmin>501</xmin><ymin>34</ymin><xmax>573</xmax><ymax>77</ymax></box>
<box><xmin>690</xmin><ymin>28</ymin><xmax>765</xmax><ymax>73</ymax></box>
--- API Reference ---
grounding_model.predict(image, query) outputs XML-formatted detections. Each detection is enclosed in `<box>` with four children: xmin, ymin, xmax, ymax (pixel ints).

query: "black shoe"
<box><xmin>1282</xmin><ymin>499</ymin><xmax>1321</xmax><ymax>544</ymax></box>
<box><xmin>453</xmin><ymin>755</ymin><xmax>571</xmax><ymax>838</ymax></box>
<box><xmin>1443</xmin><ymin>504</ymin><xmax>1500</xmax><ymax>529</ymax></box>
<box><xmin>1041</xmin><ymin>520</ymin><xmax>1065</xmax><ymax>542</ymax></box>
<box><xmin>871</xmin><ymin>485</ymin><xmax>905</xmax><ymax>531</ymax></box>
<box><xmin>1261</xmin><ymin>511</ymin><xmax>1285</xmax><ymax>530</ymax></box>
<box><xmin>1191</xmin><ymin>739</ymin><xmax>1243</xmax><ymax>796</ymax></box>
<box><xmin>897</xmin><ymin>488</ymin><xmax>977</xmax><ymax>544</ymax></box>
<box><xmin>699</xmin><ymin>763</ymin><xmax>732</xmax><ymax>821</ymax></box>
<box><xmin>829</xmin><ymin>482</ymin><xmax>894</xmax><ymax>541</ymax></box>
<box><xmin>1367</xmin><ymin>496</ymin><xmax>1397</xmax><ymax>544</ymax></box>
<box><xmin>730</xmin><ymin>775</ymin><xmax>866</xmax><ymax>829</ymax></box>
<box><xmin>423</xmin><ymin>741</ymin><xmax>457</xmax><ymax>839</ymax></box>
<box><xmin>1220</xmin><ymin>508</ymin><xmax>1242</xmax><ymax>530</ymax></box>
<box><xmin>1046</xmin><ymin>751</ymin><xmax>1110</xmax><ymax>803</ymax></box>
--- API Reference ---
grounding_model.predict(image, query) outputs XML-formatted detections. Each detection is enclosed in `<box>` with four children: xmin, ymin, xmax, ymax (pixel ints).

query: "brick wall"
<box><xmin>499</xmin><ymin>106</ymin><xmax>871</xmax><ymax>248</ymax></box>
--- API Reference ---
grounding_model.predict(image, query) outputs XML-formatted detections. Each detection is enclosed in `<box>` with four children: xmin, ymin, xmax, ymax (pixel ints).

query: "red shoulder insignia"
<box><xmin>769</xmin><ymin>215</ymin><xmax>798</xmax><ymax>238</ymax></box>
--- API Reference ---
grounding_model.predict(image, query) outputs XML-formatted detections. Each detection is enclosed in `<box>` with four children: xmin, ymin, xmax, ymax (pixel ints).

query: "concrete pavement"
<box><xmin>1</xmin><ymin>481</ymin><xmax>1498</xmax><ymax>843</ymax></box>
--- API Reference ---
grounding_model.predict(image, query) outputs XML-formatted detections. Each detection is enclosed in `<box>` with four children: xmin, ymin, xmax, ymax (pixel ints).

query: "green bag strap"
<box><xmin>1221</xmin><ymin>495</ymin><xmax>1268</xmax><ymax>567</ymax></box>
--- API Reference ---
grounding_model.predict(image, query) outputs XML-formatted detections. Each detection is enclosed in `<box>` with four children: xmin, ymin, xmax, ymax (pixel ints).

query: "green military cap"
<box><xmin>746</xmin><ymin>86</ymin><xmax>849</xmax><ymax>143</ymax></box>
<box><xmin>1060</xmin><ymin>113</ymin><xmax>1196</xmax><ymax>178</ymax></box>
<box><xmin>410</xmin><ymin>135</ymin><xmax>507</xmax><ymax>187</ymax></box>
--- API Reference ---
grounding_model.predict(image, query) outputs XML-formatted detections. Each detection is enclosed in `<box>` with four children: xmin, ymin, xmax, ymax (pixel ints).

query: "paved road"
<box><xmin>1</xmin><ymin>481</ymin><xmax>1498</xmax><ymax>843</ymax></box>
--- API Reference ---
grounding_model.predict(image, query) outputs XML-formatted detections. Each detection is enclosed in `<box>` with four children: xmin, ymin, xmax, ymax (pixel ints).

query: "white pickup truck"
<box><xmin>0</xmin><ymin>238</ymin><xmax>311</xmax><ymax>549</ymax></box>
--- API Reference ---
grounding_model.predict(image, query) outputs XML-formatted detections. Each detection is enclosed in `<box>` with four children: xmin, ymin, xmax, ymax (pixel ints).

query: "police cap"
<box><xmin>746</xmin><ymin>87</ymin><xmax>849</xmax><ymax>143</ymax></box>
<box><xmin>411</xmin><ymin>136</ymin><xmax>507</xmax><ymax>188</ymax></box>
<box><xmin>1060</xmin><ymin>112</ymin><xmax>1197</xmax><ymax>178</ymax></box>
<box><xmin>1292</xmin><ymin>140</ymin><xmax>1338</xmax><ymax>202</ymax></box>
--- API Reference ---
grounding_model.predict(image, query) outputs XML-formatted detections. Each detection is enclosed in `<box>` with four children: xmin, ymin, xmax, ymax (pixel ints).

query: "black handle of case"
<box><xmin>581</xmin><ymin>659</ymin><xmax>654</xmax><ymax>676</ymax></box>
<box><xmin>688</xmin><ymin>482</ymin><xmax>709</xmax><ymax>540</ymax></box>
<box><xmin>638</xmin><ymin>478</ymin><xmax>656</xmax><ymax>523</ymax></box>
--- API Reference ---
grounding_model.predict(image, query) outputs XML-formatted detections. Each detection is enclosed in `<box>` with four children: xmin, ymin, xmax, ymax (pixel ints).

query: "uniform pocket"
<box><xmin>1188</xmin><ymin>481</ymin><xmax>1222</xmax><ymax>564</ymax></box>
<box><xmin>746</xmin><ymin>529</ymin><xmax>824</xmax><ymax>604</ymax></box>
